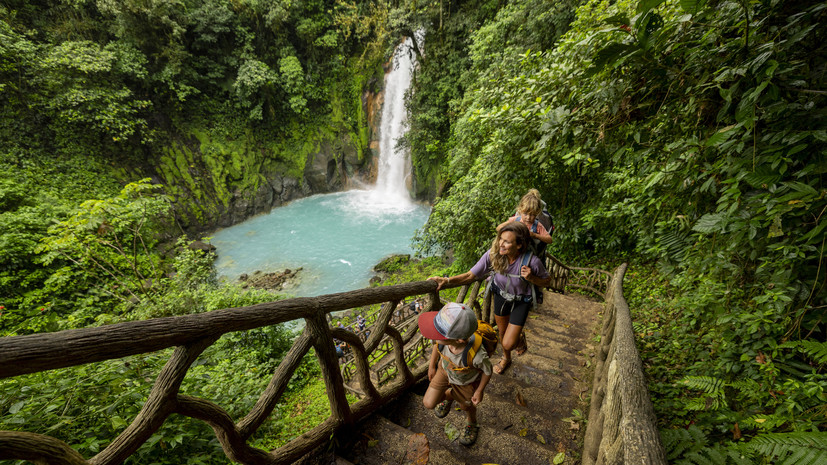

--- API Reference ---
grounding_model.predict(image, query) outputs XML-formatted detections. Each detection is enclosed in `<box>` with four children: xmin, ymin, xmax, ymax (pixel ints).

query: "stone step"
<box><xmin>336</xmin><ymin>413</ymin><xmax>467</xmax><ymax>465</ymax></box>
<box><xmin>379</xmin><ymin>388</ymin><xmax>567</xmax><ymax>465</ymax></box>
<box><xmin>386</xmin><ymin>385</ymin><xmax>576</xmax><ymax>451</ymax></box>
<box><xmin>334</xmin><ymin>289</ymin><xmax>599</xmax><ymax>465</ymax></box>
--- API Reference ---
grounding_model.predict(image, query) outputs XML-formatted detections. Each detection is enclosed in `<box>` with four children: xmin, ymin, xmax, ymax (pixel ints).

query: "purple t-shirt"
<box><xmin>470</xmin><ymin>250</ymin><xmax>549</xmax><ymax>296</ymax></box>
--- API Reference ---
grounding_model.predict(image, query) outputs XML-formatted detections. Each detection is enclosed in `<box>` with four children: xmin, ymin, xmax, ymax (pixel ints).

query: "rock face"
<box><xmin>187</xmin><ymin>240</ymin><xmax>217</xmax><ymax>253</ymax></box>
<box><xmin>239</xmin><ymin>268</ymin><xmax>302</xmax><ymax>291</ymax></box>
<box><xmin>163</xmin><ymin>64</ymin><xmax>419</xmax><ymax>236</ymax></box>
<box><xmin>181</xmin><ymin>86</ymin><xmax>384</xmax><ymax>234</ymax></box>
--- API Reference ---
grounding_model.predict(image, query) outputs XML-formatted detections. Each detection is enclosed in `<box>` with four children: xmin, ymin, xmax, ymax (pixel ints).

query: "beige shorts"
<box><xmin>430</xmin><ymin>364</ymin><xmax>481</xmax><ymax>411</ymax></box>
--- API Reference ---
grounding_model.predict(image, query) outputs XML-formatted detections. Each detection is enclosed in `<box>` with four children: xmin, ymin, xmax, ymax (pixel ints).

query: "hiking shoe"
<box><xmin>459</xmin><ymin>423</ymin><xmax>479</xmax><ymax>446</ymax></box>
<box><xmin>434</xmin><ymin>400</ymin><xmax>451</xmax><ymax>418</ymax></box>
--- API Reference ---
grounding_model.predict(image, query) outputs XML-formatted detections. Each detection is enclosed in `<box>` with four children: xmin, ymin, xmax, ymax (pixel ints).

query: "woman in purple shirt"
<box><xmin>429</xmin><ymin>222</ymin><xmax>551</xmax><ymax>374</ymax></box>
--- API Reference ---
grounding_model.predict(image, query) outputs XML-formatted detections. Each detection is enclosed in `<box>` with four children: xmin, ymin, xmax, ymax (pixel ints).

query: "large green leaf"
<box><xmin>679</xmin><ymin>0</ymin><xmax>707</xmax><ymax>14</ymax></box>
<box><xmin>692</xmin><ymin>213</ymin><xmax>725</xmax><ymax>234</ymax></box>
<box><xmin>586</xmin><ymin>42</ymin><xmax>638</xmax><ymax>76</ymax></box>
<box><xmin>637</xmin><ymin>0</ymin><xmax>667</xmax><ymax>14</ymax></box>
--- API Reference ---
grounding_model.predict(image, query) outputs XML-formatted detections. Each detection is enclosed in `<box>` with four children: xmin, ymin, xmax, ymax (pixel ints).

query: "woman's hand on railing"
<box><xmin>428</xmin><ymin>276</ymin><xmax>448</xmax><ymax>290</ymax></box>
<box><xmin>428</xmin><ymin>271</ymin><xmax>476</xmax><ymax>290</ymax></box>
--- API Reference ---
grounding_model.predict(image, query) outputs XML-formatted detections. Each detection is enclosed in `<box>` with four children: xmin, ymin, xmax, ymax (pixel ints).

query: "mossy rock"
<box><xmin>373</xmin><ymin>254</ymin><xmax>411</xmax><ymax>273</ymax></box>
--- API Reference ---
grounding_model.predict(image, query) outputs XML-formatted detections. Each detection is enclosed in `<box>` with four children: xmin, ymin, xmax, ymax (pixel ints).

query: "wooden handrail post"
<box><xmin>92</xmin><ymin>336</ymin><xmax>219</xmax><ymax>465</ymax></box>
<box><xmin>237</xmin><ymin>332</ymin><xmax>314</xmax><ymax>438</ymax></box>
<box><xmin>307</xmin><ymin>311</ymin><xmax>351</xmax><ymax>426</ymax></box>
<box><xmin>582</xmin><ymin>264</ymin><xmax>666</xmax><ymax>465</ymax></box>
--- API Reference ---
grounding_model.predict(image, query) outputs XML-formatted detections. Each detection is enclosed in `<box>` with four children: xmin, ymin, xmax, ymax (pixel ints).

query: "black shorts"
<box><xmin>492</xmin><ymin>292</ymin><xmax>531</xmax><ymax>326</ymax></box>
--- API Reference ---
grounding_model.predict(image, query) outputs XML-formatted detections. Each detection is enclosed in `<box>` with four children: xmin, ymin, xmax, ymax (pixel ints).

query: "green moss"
<box><xmin>156</xmin><ymin>155</ymin><xmax>184</xmax><ymax>197</ymax></box>
<box><xmin>149</xmin><ymin>50</ymin><xmax>385</xmax><ymax>228</ymax></box>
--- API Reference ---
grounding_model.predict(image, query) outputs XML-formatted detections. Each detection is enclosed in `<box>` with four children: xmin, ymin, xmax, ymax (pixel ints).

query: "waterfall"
<box><xmin>209</xmin><ymin>36</ymin><xmax>431</xmax><ymax>297</ymax></box>
<box><xmin>373</xmin><ymin>36</ymin><xmax>419</xmax><ymax>205</ymax></box>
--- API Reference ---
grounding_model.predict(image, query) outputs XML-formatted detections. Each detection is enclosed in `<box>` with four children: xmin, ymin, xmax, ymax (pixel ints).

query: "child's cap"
<box><xmin>418</xmin><ymin>302</ymin><xmax>477</xmax><ymax>340</ymax></box>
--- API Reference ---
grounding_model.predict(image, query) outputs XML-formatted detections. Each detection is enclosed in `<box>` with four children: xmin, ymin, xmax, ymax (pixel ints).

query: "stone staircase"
<box><xmin>333</xmin><ymin>290</ymin><xmax>603</xmax><ymax>465</ymax></box>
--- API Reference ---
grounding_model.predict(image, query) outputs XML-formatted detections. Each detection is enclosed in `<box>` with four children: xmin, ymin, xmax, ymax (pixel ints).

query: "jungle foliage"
<box><xmin>409</xmin><ymin>0</ymin><xmax>826</xmax><ymax>460</ymax></box>
<box><xmin>1</xmin><ymin>0</ymin><xmax>826</xmax><ymax>462</ymax></box>
<box><xmin>1</xmin><ymin>0</ymin><xmax>390</xmax><ymax>461</ymax></box>
<box><xmin>0</xmin><ymin>0</ymin><xmax>391</xmax><ymax>322</ymax></box>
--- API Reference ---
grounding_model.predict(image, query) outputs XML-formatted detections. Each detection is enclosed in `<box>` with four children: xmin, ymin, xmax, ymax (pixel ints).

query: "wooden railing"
<box><xmin>582</xmin><ymin>263</ymin><xmax>667</xmax><ymax>465</ymax></box>
<box><xmin>337</xmin><ymin>299</ymin><xmax>423</xmax><ymax>386</ymax></box>
<box><xmin>0</xmin><ymin>281</ymin><xmax>444</xmax><ymax>465</ymax></box>
<box><xmin>546</xmin><ymin>255</ymin><xmax>613</xmax><ymax>298</ymax></box>
<box><xmin>0</xmin><ymin>260</ymin><xmax>665</xmax><ymax>464</ymax></box>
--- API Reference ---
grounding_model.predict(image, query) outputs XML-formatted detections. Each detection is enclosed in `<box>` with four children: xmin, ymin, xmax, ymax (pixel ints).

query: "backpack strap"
<box><xmin>495</xmin><ymin>251</ymin><xmax>534</xmax><ymax>299</ymax></box>
<box><xmin>461</xmin><ymin>333</ymin><xmax>484</xmax><ymax>368</ymax></box>
<box><xmin>520</xmin><ymin>252</ymin><xmax>537</xmax><ymax>308</ymax></box>
<box><xmin>438</xmin><ymin>336</ymin><xmax>482</xmax><ymax>371</ymax></box>
<box><xmin>514</xmin><ymin>214</ymin><xmax>540</xmax><ymax>233</ymax></box>
<box><xmin>436</xmin><ymin>343</ymin><xmax>456</xmax><ymax>370</ymax></box>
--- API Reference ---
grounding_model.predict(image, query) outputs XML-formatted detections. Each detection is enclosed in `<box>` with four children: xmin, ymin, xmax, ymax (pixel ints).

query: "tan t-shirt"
<box><xmin>438</xmin><ymin>343</ymin><xmax>493</xmax><ymax>385</ymax></box>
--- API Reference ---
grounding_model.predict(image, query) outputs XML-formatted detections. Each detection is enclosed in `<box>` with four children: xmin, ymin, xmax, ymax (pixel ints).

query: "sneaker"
<box><xmin>434</xmin><ymin>400</ymin><xmax>451</xmax><ymax>418</ymax></box>
<box><xmin>459</xmin><ymin>423</ymin><xmax>479</xmax><ymax>446</ymax></box>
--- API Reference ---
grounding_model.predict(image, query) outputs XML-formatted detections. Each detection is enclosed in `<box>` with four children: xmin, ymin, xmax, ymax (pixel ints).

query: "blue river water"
<box><xmin>209</xmin><ymin>190</ymin><xmax>431</xmax><ymax>297</ymax></box>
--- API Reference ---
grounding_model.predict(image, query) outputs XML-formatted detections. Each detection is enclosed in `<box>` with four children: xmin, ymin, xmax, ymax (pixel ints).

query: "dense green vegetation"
<box><xmin>0</xmin><ymin>0</ymin><xmax>390</xmax><ymax>462</ymax></box>
<box><xmin>408</xmin><ymin>0</ymin><xmax>827</xmax><ymax>461</ymax></box>
<box><xmin>1</xmin><ymin>0</ymin><xmax>390</xmax><ymax>325</ymax></box>
<box><xmin>1</xmin><ymin>0</ymin><xmax>825</xmax><ymax>462</ymax></box>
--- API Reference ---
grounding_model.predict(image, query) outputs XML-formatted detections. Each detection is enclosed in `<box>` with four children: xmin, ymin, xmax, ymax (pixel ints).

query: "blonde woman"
<box><xmin>429</xmin><ymin>222</ymin><xmax>551</xmax><ymax>374</ymax></box>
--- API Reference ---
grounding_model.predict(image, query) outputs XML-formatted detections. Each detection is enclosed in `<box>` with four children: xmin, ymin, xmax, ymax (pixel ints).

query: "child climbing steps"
<box><xmin>418</xmin><ymin>303</ymin><xmax>493</xmax><ymax>446</ymax></box>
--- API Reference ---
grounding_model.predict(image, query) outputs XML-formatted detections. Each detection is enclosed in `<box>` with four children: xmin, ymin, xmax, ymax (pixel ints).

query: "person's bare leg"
<box><xmin>466</xmin><ymin>405</ymin><xmax>477</xmax><ymax>424</ymax></box>
<box><xmin>502</xmin><ymin>323</ymin><xmax>523</xmax><ymax>352</ymax></box>
<box><xmin>423</xmin><ymin>386</ymin><xmax>446</xmax><ymax>409</ymax></box>
<box><xmin>494</xmin><ymin>314</ymin><xmax>512</xmax><ymax>373</ymax></box>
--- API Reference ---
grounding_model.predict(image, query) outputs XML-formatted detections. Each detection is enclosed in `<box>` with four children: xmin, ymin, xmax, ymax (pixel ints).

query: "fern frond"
<box><xmin>780</xmin><ymin>445</ymin><xmax>827</xmax><ymax>465</ymax></box>
<box><xmin>659</xmin><ymin>229</ymin><xmax>691</xmax><ymax>261</ymax></box>
<box><xmin>685</xmin><ymin>396</ymin><xmax>720</xmax><ymax>411</ymax></box>
<box><xmin>725</xmin><ymin>447</ymin><xmax>756</xmax><ymax>465</ymax></box>
<box><xmin>728</xmin><ymin>377</ymin><xmax>759</xmax><ymax>393</ymax></box>
<box><xmin>688</xmin><ymin>424</ymin><xmax>708</xmax><ymax>444</ymax></box>
<box><xmin>743</xmin><ymin>415</ymin><xmax>788</xmax><ymax>432</ymax></box>
<box><xmin>677</xmin><ymin>446</ymin><xmax>737</xmax><ymax>465</ymax></box>
<box><xmin>668</xmin><ymin>437</ymin><xmax>757</xmax><ymax>465</ymax></box>
<box><xmin>692</xmin><ymin>213</ymin><xmax>725</xmax><ymax>234</ymax></box>
<box><xmin>680</xmin><ymin>450</ymin><xmax>717</xmax><ymax>465</ymax></box>
<box><xmin>705</xmin><ymin>447</ymin><xmax>727</xmax><ymax>464</ymax></box>
<box><xmin>748</xmin><ymin>432</ymin><xmax>827</xmax><ymax>465</ymax></box>
<box><xmin>662</xmin><ymin>425</ymin><xmax>708</xmax><ymax>460</ymax></box>
<box><xmin>795</xmin><ymin>340</ymin><xmax>827</xmax><ymax>365</ymax></box>
<box><xmin>681</xmin><ymin>375</ymin><xmax>726</xmax><ymax>395</ymax></box>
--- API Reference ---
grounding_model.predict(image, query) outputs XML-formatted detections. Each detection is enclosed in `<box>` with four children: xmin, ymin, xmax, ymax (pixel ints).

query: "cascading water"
<box><xmin>210</xmin><ymin>36</ymin><xmax>429</xmax><ymax>297</ymax></box>
<box><xmin>373</xmin><ymin>36</ymin><xmax>417</xmax><ymax>205</ymax></box>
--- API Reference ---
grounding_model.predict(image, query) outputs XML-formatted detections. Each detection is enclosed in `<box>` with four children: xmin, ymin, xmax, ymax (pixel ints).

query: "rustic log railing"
<box><xmin>337</xmin><ymin>299</ymin><xmax>422</xmax><ymax>385</ymax></box>
<box><xmin>546</xmin><ymin>254</ymin><xmax>613</xmax><ymax>298</ymax></box>
<box><xmin>0</xmin><ymin>260</ymin><xmax>664</xmax><ymax>465</ymax></box>
<box><xmin>582</xmin><ymin>263</ymin><xmax>667</xmax><ymax>465</ymax></box>
<box><xmin>0</xmin><ymin>281</ymin><xmax>444</xmax><ymax>465</ymax></box>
